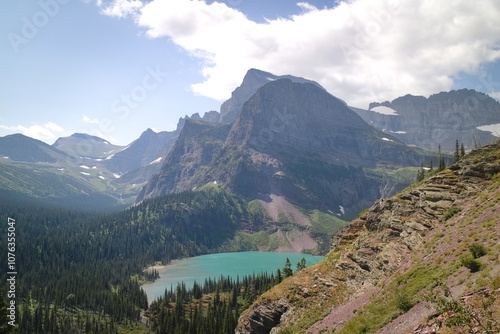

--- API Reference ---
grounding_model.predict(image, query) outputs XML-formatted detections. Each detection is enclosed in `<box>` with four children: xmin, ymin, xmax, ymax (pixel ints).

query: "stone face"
<box><xmin>354</xmin><ymin>89</ymin><xmax>500</xmax><ymax>151</ymax></box>
<box><xmin>236</xmin><ymin>300</ymin><xmax>289</xmax><ymax>334</ymax></box>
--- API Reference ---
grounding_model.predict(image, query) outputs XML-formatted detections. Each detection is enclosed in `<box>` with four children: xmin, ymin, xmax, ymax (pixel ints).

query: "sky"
<box><xmin>1</xmin><ymin>0</ymin><xmax>500</xmax><ymax>146</ymax></box>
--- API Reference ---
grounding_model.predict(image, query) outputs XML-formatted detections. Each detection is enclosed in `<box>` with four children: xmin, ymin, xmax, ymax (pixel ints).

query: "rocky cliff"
<box><xmin>236</xmin><ymin>139</ymin><xmax>500</xmax><ymax>333</ymax></box>
<box><xmin>219</xmin><ymin>68</ymin><xmax>325</xmax><ymax>124</ymax></box>
<box><xmin>352</xmin><ymin>89</ymin><xmax>500</xmax><ymax>152</ymax></box>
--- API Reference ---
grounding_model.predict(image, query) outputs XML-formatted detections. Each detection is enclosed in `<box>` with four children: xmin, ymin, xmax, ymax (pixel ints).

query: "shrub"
<box><xmin>460</xmin><ymin>254</ymin><xmax>482</xmax><ymax>273</ymax></box>
<box><xmin>395</xmin><ymin>292</ymin><xmax>414</xmax><ymax>312</ymax></box>
<box><xmin>468</xmin><ymin>243</ymin><xmax>487</xmax><ymax>259</ymax></box>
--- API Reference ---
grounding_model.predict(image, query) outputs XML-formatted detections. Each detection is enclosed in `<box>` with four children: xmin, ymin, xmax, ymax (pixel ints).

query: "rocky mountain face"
<box><xmin>138</xmin><ymin>79</ymin><xmax>437</xmax><ymax>252</ymax></box>
<box><xmin>236</xmin><ymin>139</ymin><xmax>500</xmax><ymax>334</ymax></box>
<box><xmin>353</xmin><ymin>89</ymin><xmax>500</xmax><ymax>152</ymax></box>
<box><xmin>219</xmin><ymin>68</ymin><xmax>326</xmax><ymax>124</ymax></box>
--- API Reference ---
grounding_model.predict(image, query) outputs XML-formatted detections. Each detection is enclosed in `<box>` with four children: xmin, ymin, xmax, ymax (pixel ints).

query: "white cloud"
<box><xmin>99</xmin><ymin>0</ymin><xmax>143</xmax><ymax>18</ymax></box>
<box><xmin>82</xmin><ymin>115</ymin><xmax>100</xmax><ymax>124</ymax></box>
<box><xmin>0</xmin><ymin>122</ymin><xmax>64</xmax><ymax>143</ymax></box>
<box><xmin>45</xmin><ymin>122</ymin><xmax>64</xmax><ymax>132</ymax></box>
<box><xmin>106</xmin><ymin>0</ymin><xmax>500</xmax><ymax>108</ymax></box>
<box><xmin>488</xmin><ymin>92</ymin><xmax>500</xmax><ymax>100</ymax></box>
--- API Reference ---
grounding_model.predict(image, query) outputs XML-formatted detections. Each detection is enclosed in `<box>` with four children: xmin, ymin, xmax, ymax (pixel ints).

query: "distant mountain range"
<box><xmin>353</xmin><ymin>89</ymin><xmax>500</xmax><ymax>151</ymax></box>
<box><xmin>1</xmin><ymin>69</ymin><xmax>499</xmax><ymax>220</ymax></box>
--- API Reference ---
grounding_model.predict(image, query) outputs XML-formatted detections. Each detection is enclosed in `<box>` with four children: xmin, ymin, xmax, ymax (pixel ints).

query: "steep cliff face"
<box><xmin>219</xmin><ymin>68</ymin><xmax>325</xmax><ymax>124</ymax></box>
<box><xmin>353</xmin><ymin>89</ymin><xmax>500</xmax><ymax>151</ymax></box>
<box><xmin>236</xmin><ymin>139</ymin><xmax>500</xmax><ymax>334</ymax></box>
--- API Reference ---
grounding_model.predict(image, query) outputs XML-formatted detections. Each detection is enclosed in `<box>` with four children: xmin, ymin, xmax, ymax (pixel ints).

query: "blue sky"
<box><xmin>1</xmin><ymin>0</ymin><xmax>500</xmax><ymax>145</ymax></box>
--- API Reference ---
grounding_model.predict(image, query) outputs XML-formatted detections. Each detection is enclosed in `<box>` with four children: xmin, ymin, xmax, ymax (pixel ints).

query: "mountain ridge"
<box><xmin>354</xmin><ymin>88</ymin><xmax>500</xmax><ymax>151</ymax></box>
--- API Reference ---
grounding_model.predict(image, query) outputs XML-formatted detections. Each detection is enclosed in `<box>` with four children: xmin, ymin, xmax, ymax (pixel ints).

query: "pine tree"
<box><xmin>275</xmin><ymin>269</ymin><xmax>283</xmax><ymax>284</ymax></box>
<box><xmin>296</xmin><ymin>258</ymin><xmax>307</xmax><ymax>272</ymax></box>
<box><xmin>438</xmin><ymin>145</ymin><xmax>446</xmax><ymax>171</ymax></box>
<box><xmin>454</xmin><ymin>140</ymin><xmax>460</xmax><ymax>162</ymax></box>
<box><xmin>416</xmin><ymin>163</ymin><xmax>425</xmax><ymax>182</ymax></box>
<box><xmin>283</xmin><ymin>258</ymin><xmax>293</xmax><ymax>278</ymax></box>
<box><xmin>0</xmin><ymin>288</ymin><xmax>17</xmax><ymax>333</ymax></box>
<box><xmin>460</xmin><ymin>143</ymin><xmax>466</xmax><ymax>158</ymax></box>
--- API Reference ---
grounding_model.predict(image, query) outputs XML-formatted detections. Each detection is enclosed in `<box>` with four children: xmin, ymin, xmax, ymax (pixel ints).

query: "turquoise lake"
<box><xmin>141</xmin><ymin>251</ymin><xmax>323</xmax><ymax>303</ymax></box>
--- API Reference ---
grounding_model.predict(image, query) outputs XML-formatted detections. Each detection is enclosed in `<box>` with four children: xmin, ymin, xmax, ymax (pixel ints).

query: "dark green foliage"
<box><xmin>460</xmin><ymin>243</ymin><xmax>487</xmax><ymax>273</ymax></box>
<box><xmin>282</xmin><ymin>258</ymin><xmax>294</xmax><ymax>278</ymax></box>
<box><xmin>460</xmin><ymin>254</ymin><xmax>482</xmax><ymax>273</ymax></box>
<box><xmin>416</xmin><ymin>163</ymin><xmax>425</xmax><ymax>182</ymax></box>
<box><xmin>0</xmin><ymin>288</ymin><xmax>17</xmax><ymax>333</ymax></box>
<box><xmin>468</xmin><ymin>243</ymin><xmax>487</xmax><ymax>259</ymax></box>
<box><xmin>296</xmin><ymin>258</ymin><xmax>307</xmax><ymax>272</ymax></box>
<box><xmin>438</xmin><ymin>145</ymin><xmax>446</xmax><ymax>171</ymax></box>
<box><xmin>395</xmin><ymin>292</ymin><xmax>414</xmax><ymax>312</ymax></box>
<box><xmin>149</xmin><ymin>272</ymin><xmax>277</xmax><ymax>334</ymax></box>
<box><xmin>275</xmin><ymin>269</ymin><xmax>283</xmax><ymax>284</ymax></box>
<box><xmin>455</xmin><ymin>140</ymin><xmax>461</xmax><ymax>162</ymax></box>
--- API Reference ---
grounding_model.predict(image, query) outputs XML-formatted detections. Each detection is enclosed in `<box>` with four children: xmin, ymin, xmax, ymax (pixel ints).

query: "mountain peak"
<box><xmin>69</xmin><ymin>133</ymin><xmax>110</xmax><ymax>143</ymax></box>
<box><xmin>227</xmin><ymin>78</ymin><xmax>407</xmax><ymax>168</ymax></box>
<box><xmin>0</xmin><ymin>133</ymin><xmax>68</xmax><ymax>163</ymax></box>
<box><xmin>219</xmin><ymin>68</ymin><xmax>325</xmax><ymax>124</ymax></box>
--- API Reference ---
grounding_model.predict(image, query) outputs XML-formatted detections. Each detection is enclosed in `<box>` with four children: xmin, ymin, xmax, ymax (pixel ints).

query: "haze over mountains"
<box><xmin>1</xmin><ymin>69</ymin><xmax>499</xmax><ymax>214</ymax></box>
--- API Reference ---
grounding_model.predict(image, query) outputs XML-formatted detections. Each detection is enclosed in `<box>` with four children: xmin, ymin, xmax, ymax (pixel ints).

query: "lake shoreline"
<box><xmin>140</xmin><ymin>251</ymin><xmax>324</xmax><ymax>303</ymax></box>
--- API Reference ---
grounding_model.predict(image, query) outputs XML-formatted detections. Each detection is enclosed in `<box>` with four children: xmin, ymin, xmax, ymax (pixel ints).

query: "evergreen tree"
<box><xmin>275</xmin><ymin>269</ymin><xmax>283</xmax><ymax>284</ymax></box>
<box><xmin>296</xmin><ymin>258</ymin><xmax>307</xmax><ymax>272</ymax></box>
<box><xmin>0</xmin><ymin>288</ymin><xmax>17</xmax><ymax>333</ymax></box>
<box><xmin>283</xmin><ymin>258</ymin><xmax>293</xmax><ymax>278</ymax></box>
<box><xmin>460</xmin><ymin>143</ymin><xmax>466</xmax><ymax>158</ymax></box>
<box><xmin>438</xmin><ymin>145</ymin><xmax>446</xmax><ymax>171</ymax></box>
<box><xmin>416</xmin><ymin>163</ymin><xmax>425</xmax><ymax>182</ymax></box>
<box><xmin>454</xmin><ymin>140</ymin><xmax>460</xmax><ymax>162</ymax></box>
